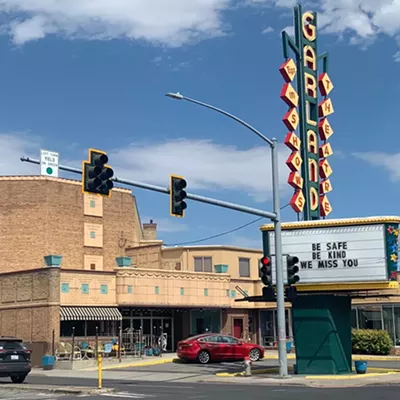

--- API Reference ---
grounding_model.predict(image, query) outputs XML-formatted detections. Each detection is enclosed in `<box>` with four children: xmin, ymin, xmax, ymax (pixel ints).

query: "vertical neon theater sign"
<box><xmin>280</xmin><ymin>4</ymin><xmax>334</xmax><ymax>220</ymax></box>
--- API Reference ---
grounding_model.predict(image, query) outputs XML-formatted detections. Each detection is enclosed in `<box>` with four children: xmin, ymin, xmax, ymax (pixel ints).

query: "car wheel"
<box><xmin>249</xmin><ymin>348</ymin><xmax>261</xmax><ymax>362</ymax></box>
<box><xmin>10</xmin><ymin>374</ymin><xmax>27</xmax><ymax>384</ymax></box>
<box><xmin>197</xmin><ymin>350</ymin><xmax>211</xmax><ymax>364</ymax></box>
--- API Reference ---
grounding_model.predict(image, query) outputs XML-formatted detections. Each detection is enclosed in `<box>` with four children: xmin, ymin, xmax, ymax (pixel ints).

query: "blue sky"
<box><xmin>1</xmin><ymin>0</ymin><xmax>400</xmax><ymax>249</ymax></box>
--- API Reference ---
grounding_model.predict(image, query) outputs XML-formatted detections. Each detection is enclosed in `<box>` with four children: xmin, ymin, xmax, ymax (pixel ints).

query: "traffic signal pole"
<box><xmin>20</xmin><ymin>156</ymin><xmax>277</xmax><ymax>220</ymax></box>
<box><xmin>166</xmin><ymin>93</ymin><xmax>289</xmax><ymax>378</ymax></box>
<box><xmin>271</xmin><ymin>140</ymin><xmax>289</xmax><ymax>378</ymax></box>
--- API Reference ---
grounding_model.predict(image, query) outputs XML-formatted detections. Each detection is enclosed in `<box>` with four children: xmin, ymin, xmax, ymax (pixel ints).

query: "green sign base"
<box><xmin>292</xmin><ymin>294</ymin><xmax>352</xmax><ymax>375</ymax></box>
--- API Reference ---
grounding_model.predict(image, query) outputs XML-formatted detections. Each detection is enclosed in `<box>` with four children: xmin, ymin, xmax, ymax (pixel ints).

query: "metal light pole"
<box><xmin>166</xmin><ymin>92</ymin><xmax>289</xmax><ymax>377</ymax></box>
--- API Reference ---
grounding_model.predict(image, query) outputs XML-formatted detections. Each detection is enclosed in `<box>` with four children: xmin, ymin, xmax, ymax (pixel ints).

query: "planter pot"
<box><xmin>354</xmin><ymin>360</ymin><xmax>368</xmax><ymax>374</ymax></box>
<box><xmin>145</xmin><ymin>348</ymin><xmax>153</xmax><ymax>357</ymax></box>
<box><xmin>115</xmin><ymin>257</ymin><xmax>132</xmax><ymax>267</ymax></box>
<box><xmin>153</xmin><ymin>348</ymin><xmax>161</xmax><ymax>357</ymax></box>
<box><xmin>214</xmin><ymin>264</ymin><xmax>228</xmax><ymax>273</ymax></box>
<box><xmin>42</xmin><ymin>355</ymin><xmax>55</xmax><ymax>370</ymax></box>
<box><xmin>44</xmin><ymin>255</ymin><xmax>63</xmax><ymax>267</ymax></box>
<box><xmin>286</xmin><ymin>342</ymin><xmax>292</xmax><ymax>353</ymax></box>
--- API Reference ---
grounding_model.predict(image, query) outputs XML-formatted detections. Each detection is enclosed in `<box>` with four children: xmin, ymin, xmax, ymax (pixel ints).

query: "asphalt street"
<box><xmin>2</xmin><ymin>381</ymin><xmax>400</xmax><ymax>400</ymax></box>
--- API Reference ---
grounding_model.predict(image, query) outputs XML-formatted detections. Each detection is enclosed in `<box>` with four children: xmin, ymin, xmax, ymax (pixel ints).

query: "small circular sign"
<box><xmin>46</xmin><ymin>167</ymin><xmax>53</xmax><ymax>175</ymax></box>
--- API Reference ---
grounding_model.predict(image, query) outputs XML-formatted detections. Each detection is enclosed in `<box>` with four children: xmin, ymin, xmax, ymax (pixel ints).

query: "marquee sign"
<box><xmin>261</xmin><ymin>217</ymin><xmax>400</xmax><ymax>285</ymax></box>
<box><xmin>280</xmin><ymin>5</ymin><xmax>334</xmax><ymax>220</ymax></box>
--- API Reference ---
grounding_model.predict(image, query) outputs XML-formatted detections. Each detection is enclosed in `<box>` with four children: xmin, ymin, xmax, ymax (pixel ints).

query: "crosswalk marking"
<box><xmin>100</xmin><ymin>393</ymin><xmax>155</xmax><ymax>399</ymax></box>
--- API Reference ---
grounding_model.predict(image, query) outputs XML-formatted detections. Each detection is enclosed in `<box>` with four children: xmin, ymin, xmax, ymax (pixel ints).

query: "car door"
<box><xmin>199</xmin><ymin>335</ymin><xmax>221</xmax><ymax>360</ymax></box>
<box><xmin>216</xmin><ymin>335</ymin><xmax>239</xmax><ymax>360</ymax></box>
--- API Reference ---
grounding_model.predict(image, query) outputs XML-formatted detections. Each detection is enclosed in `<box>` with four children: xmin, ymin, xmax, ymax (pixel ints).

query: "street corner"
<box><xmin>83</xmin><ymin>356</ymin><xmax>178</xmax><ymax>371</ymax></box>
<box><xmin>216</xmin><ymin>366</ymin><xmax>294</xmax><ymax>378</ymax></box>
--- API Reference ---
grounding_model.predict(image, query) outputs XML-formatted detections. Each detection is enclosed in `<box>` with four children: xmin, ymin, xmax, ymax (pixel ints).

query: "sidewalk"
<box><xmin>263</xmin><ymin>350</ymin><xmax>400</xmax><ymax>361</ymax></box>
<box><xmin>31</xmin><ymin>353</ymin><xmax>178</xmax><ymax>376</ymax></box>
<box><xmin>206</xmin><ymin>371</ymin><xmax>400</xmax><ymax>388</ymax></box>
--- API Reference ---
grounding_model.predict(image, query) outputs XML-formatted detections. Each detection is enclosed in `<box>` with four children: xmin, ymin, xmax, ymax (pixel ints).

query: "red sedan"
<box><xmin>177</xmin><ymin>333</ymin><xmax>264</xmax><ymax>364</ymax></box>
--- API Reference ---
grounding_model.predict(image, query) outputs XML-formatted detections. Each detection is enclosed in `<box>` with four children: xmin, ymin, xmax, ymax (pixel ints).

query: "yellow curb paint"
<box><xmin>83</xmin><ymin>358</ymin><xmax>176</xmax><ymax>371</ymax></box>
<box><xmin>305</xmin><ymin>372</ymin><xmax>398</xmax><ymax>380</ymax></box>
<box><xmin>263</xmin><ymin>354</ymin><xmax>400</xmax><ymax>361</ymax></box>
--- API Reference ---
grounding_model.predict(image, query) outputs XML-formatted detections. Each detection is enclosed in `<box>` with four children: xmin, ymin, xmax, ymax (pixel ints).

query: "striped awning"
<box><xmin>60</xmin><ymin>306</ymin><xmax>122</xmax><ymax>321</ymax></box>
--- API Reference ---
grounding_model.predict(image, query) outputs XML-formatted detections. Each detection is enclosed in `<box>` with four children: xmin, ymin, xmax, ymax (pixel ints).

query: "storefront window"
<box><xmin>394</xmin><ymin>306</ymin><xmax>400</xmax><ymax>346</ymax></box>
<box><xmin>383</xmin><ymin>306</ymin><xmax>395</xmax><ymax>345</ymax></box>
<box><xmin>357</xmin><ymin>306</ymin><xmax>382</xmax><ymax>330</ymax></box>
<box><xmin>351</xmin><ymin>308</ymin><xmax>358</xmax><ymax>329</ymax></box>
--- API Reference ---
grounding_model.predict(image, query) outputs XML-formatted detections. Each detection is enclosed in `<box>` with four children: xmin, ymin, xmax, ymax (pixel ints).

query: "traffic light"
<box><xmin>286</xmin><ymin>255</ymin><xmax>300</xmax><ymax>285</ymax></box>
<box><xmin>170</xmin><ymin>175</ymin><xmax>187</xmax><ymax>217</ymax></box>
<box><xmin>259</xmin><ymin>256</ymin><xmax>272</xmax><ymax>287</ymax></box>
<box><xmin>82</xmin><ymin>149</ymin><xmax>114</xmax><ymax>197</ymax></box>
<box><xmin>262</xmin><ymin>286</ymin><xmax>275</xmax><ymax>301</ymax></box>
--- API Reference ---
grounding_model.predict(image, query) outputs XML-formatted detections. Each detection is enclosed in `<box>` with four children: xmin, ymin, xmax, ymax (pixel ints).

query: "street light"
<box><xmin>166</xmin><ymin>91</ymin><xmax>289</xmax><ymax>378</ymax></box>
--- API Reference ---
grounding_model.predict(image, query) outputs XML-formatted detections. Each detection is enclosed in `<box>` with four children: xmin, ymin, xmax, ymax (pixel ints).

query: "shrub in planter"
<box><xmin>352</xmin><ymin>329</ymin><xmax>392</xmax><ymax>355</ymax></box>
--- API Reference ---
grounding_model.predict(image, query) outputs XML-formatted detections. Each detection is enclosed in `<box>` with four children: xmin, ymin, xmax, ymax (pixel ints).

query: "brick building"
<box><xmin>0</xmin><ymin>176</ymin><xmax>275</xmax><ymax>364</ymax></box>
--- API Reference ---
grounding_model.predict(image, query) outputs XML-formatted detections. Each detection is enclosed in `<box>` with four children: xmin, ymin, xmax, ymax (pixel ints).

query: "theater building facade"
<box><xmin>0</xmin><ymin>176</ymin><xmax>399</xmax><ymax>364</ymax></box>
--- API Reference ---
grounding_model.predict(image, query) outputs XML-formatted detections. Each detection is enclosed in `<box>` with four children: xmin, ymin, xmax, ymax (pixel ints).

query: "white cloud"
<box><xmin>0</xmin><ymin>132</ymin><xmax>42</xmax><ymax>175</ymax></box>
<box><xmin>394</xmin><ymin>51</ymin><xmax>400</xmax><ymax>63</ymax></box>
<box><xmin>0</xmin><ymin>0</ymin><xmax>231</xmax><ymax>46</ymax></box>
<box><xmin>142</xmin><ymin>216</ymin><xmax>188</xmax><ymax>233</ymax></box>
<box><xmin>109</xmin><ymin>139</ymin><xmax>291</xmax><ymax>203</ymax></box>
<box><xmin>353</xmin><ymin>152</ymin><xmax>400</xmax><ymax>181</ymax></box>
<box><xmin>262</xmin><ymin>26</ymin><xmax>274</xmax><ymax>34</ymax></box>
<box><xmin>2</xmin><ymin>0</ymin><xmax>400</xmax><ymax>57</ymax></box>
<box><xmin>3</xmin><ymin>133</ymin><xmax>292</xmax><ymax>203</ymax></box>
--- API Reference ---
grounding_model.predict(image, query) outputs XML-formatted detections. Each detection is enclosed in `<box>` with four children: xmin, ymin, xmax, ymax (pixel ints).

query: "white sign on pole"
<box><xmin>40</xmin><ymin>150</ymin><xmax>59</xmax><ymax>177</ymax></box>
<box><xmin>268</xmin><ymin>224</ymin><xmax>388</xmax><ymax>284</ymax></box>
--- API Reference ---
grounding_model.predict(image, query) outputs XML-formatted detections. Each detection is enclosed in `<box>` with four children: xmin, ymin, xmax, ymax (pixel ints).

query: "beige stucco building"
<box><xmin>0</xmin><ymin>176</ymin><xmax>288</xmax><ymax>364</ymax></box>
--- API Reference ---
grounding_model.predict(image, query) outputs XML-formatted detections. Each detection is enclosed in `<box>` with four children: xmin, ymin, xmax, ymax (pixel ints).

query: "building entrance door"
<box><xmin>233</xmin><ymin>318</ymin><xmax>244</xmax><ymax>339</ymax></box>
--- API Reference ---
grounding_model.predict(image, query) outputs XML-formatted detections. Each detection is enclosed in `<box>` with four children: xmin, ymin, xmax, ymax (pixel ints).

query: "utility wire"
<box><xmin>164</xmin><ymin>203</ymin><xmax>290</xmax><ymax>247</ymax></box>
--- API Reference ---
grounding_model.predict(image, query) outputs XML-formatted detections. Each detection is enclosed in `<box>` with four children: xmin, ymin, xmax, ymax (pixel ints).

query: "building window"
<box><xmin>81</xmin><ymin>284</ymin><xmax>89</xmax><ymax>294</ymax></box>
<box><xmin>194</xmin><ymin>257</ymin><xmax>212</xmax><ymax>273</ymax></box>
<box><xmin>226</xmin><ymin>289</ymin><xmax>230</xmax><ymax>297</ymax></box>
<box><xmin>230</xmin><ymin>290</ymin><xmax>236</xmax><ymax>298</ymax></box>
<box><xmin>127</xmin><ymin>285</ymin><xmax>133</xmax><ymax>294</ymax></box>
<box><xmin>155</xmin><ymin>286</ymin><xmax>160</xmax><ymax>295</ymax></box>
<box><xmin>180</xmin><ymin>288</ymin><xmax>185</xmax><ymax>296</ymax></box>
<box><xmin>90</xmin><ymin>200</ymin><xmax>96</xmax><ymax>208</ymax></box>
<box><xmin>204</xmin><ymin>288</ymin><xmax>209</xmax><ymax>296</ymax></box>
<box><xmin>239</xmin><ymin>258</ymin><xmax>250</xmax><ymax>277</ymax></box>
<box><xmin>90</xmin><ymin>263</ymin><xmax>96</xmax><ymax>270</ymax></box>
<box><xmin>61</xmin><ymin>283</ymin><xmax>70</xmax><ymax>293</ymax></box>
<box><xmin>90</xmin><ymin>231</ymin><xmax>96</xmax><ymax>239</ymax></box>
<box><xmin>100</xmin><ymin>284</ymin><xmax>108</xmax><ymax>295</ymax></box>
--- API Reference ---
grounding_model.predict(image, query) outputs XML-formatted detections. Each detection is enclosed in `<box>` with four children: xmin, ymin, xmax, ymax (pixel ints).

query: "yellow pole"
<box><xmin>98</xmin><ymin>354</ymin><xmax>102</xmax><ymax>389</ymax></box>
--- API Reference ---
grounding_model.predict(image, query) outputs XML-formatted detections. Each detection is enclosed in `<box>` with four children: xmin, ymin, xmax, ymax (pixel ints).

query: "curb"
<box><xmin>83</xmin><ymin>357</ymin><xmax>179</xmax><ymax>371</ymax></box>
<box><xmin>3</xmin><ymin>384</ymin><xmax>114</xmax><ymax>395</ymax></box>
<box><xmin>305</xmin><ymin>372</ymin><xmax>400</xmax><ymax>380</ymax></box>
<box><xmin>263</xmin><ymin>354</ymin><xmax>400</xmax><ymax>361</ymax></box>
<box><xmin>216</xmin><ymin>367</ymin><xmax>400</xmax><ymax>378</ymax></box>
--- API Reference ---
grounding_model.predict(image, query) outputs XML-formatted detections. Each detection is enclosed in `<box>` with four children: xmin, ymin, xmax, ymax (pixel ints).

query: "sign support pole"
<box><xmin>271</xmin><ymin>140</ymin><xmax>289</xmax><ymax>377</ymax></box>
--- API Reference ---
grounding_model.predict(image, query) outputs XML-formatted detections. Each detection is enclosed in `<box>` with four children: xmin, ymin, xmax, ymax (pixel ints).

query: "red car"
<box><xmin>177</xmin><ymin>333</ymin><xmax>264</xmax><ymax>364</ymax></box>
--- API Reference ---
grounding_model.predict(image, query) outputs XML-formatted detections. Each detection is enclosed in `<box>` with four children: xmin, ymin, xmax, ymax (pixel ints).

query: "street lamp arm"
<box><xmin>170</xmin><ymin>94</ymin><xmax>273</xmax><ymax>147</ymax></box>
